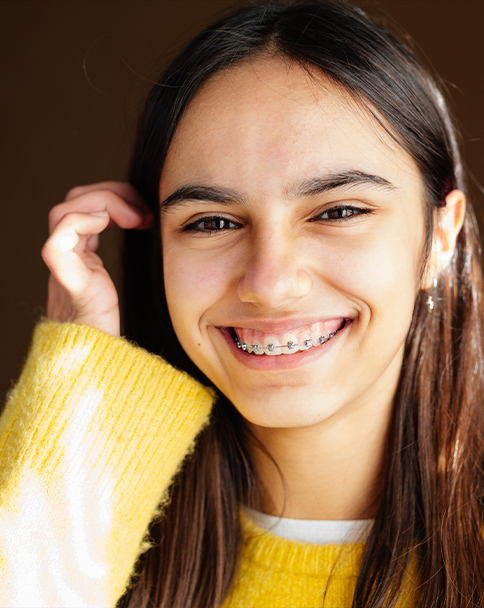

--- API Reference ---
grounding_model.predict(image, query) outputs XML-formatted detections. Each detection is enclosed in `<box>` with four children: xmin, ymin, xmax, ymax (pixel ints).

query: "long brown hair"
<box><xmin>118</xmin><ymin>1</ymin><xmax>484</xmax><ymax>606</ymax></box>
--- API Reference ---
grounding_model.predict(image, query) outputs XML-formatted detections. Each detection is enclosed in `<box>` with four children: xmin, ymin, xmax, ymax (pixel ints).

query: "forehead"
<box><xmin>161</xmin><ymin>58</ymin><xmax>422</xmax><ymax>199</ymax></box>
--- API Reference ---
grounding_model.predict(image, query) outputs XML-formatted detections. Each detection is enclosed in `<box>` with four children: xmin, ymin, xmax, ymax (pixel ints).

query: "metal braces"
<box><xmin>235</xmin><ymin>330</ymin><xmax>337</xmax><ymax>353</ymax></box>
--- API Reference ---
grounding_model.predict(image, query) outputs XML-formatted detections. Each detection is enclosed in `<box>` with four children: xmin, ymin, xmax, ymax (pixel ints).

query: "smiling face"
<box><xmin>160</xmin><ymin>59</ymin><xmax>427</xmax><ymax>429</ymax></box>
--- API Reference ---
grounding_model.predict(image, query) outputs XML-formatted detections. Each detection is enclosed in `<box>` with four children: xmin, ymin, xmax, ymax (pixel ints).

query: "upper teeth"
<box><xmin>235</xmin><ymin>329</ymin><xmax>339</xmax><ymax>355</ymax></box>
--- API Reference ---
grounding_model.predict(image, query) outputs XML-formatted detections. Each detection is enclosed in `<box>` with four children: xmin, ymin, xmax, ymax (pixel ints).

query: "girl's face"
<box><xmin>160</xmin><ymin>59</ymin><xmax>426</xmax><ymax>428</ymax></box>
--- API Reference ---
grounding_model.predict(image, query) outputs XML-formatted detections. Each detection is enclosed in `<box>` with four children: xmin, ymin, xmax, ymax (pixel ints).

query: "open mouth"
<box><xmin>228</xmin><ymin>318</ymin><xmax>349</xmax><ymax>356</ymax></box>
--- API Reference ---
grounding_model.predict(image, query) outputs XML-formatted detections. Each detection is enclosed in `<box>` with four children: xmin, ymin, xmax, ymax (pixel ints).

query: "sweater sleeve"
<box><xmin>0</xmin><ymin>321</ymin><xmax>214</xmax><ymax>608</ymax></box>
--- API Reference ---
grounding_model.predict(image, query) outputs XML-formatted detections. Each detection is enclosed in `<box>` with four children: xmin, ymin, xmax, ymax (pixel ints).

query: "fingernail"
<box><xmin>90</xmin><ymin>211</ymin><xmax>109</xmax><ymax>217</ymax></box>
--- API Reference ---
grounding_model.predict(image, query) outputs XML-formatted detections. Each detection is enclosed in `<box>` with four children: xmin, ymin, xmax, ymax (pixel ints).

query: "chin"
<box><xmin>224</xmin><ymin>386</ymin><xmax>343</xmax><ymax>429</ymax></box>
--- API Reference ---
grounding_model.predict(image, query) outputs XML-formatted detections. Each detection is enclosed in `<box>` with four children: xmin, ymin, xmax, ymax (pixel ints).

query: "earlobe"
<box><xmin>422</xmin><ymin>189</ymin><xmax>466</xmax><ymax>290</ymax></box>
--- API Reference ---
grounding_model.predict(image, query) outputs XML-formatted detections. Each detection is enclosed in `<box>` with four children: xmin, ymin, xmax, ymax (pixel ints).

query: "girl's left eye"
<box><xmin>311</xmin><ymin>206</ymin><xmax>372</xmax><ymax>222</ymax></box>
<box><xmin>183</xmin><ymin>216</ymin><xmax>241</xmax><ymax>233</ymax></box>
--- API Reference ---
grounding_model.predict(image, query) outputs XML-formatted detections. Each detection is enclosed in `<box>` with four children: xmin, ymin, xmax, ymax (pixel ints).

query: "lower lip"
<box><xmin>217</xmin><ymin>322</ymin><xmax>350</xmax><ymax>371</ymax></box>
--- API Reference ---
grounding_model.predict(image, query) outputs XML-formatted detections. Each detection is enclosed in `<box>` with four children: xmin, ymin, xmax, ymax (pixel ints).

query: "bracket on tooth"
<box><xmin>235</xmin><ymin>329</ymin><xmax>339</xmax><ymax>353</ymax></box>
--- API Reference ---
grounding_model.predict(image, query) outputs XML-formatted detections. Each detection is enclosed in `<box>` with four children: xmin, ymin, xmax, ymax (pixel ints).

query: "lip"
<box><xmin>216</xmin><ymin>319</ymin><xmax>351</xmax><ymax>371</ymax></box>
<box><xmin>214</xmin><ymin>315</ymin><xmax>355</xmax><ymax>334</ymax></box>
<box><xmin>232</xmin><ymin>317</ymin><xmax>346</xmax><ymax>346</ymax></box>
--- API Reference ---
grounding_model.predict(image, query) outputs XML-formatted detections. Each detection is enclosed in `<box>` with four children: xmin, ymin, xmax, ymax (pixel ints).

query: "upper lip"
<box><xmin>217</xmin><ymin>316</ymin><xmax>354</xmax><ymax>334</ymax></box>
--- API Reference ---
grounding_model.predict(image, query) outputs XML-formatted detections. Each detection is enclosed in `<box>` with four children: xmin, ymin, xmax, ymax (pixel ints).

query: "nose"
<box><xmin>237</xmin><ymin>238</ymin><xmax>313</xmax><ymax>308</ymax></box>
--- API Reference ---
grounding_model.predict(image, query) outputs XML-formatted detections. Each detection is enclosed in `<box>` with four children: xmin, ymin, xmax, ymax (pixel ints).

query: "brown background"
<box><xmin>1</xmin><ymin>0</ymin><xmax>483</xmax><ymax>402</ymax></box>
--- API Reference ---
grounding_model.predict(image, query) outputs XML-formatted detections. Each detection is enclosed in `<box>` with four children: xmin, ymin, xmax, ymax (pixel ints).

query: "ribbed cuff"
<box><xmin>0</xmin><ymin>321</ymin><xmax>214</xmax><ymax>606</ymax></box>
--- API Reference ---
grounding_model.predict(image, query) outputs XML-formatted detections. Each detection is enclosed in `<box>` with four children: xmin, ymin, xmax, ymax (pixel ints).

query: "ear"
<box><xmin>422</xmin><ymin>189</ymin><xmax>466</xmax><ymax>289</ymax></box>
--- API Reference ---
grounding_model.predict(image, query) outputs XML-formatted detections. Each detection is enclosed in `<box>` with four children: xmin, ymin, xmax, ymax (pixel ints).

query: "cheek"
<box><xmin>162</xmin><ymin>243</ymin><xmax>239</xmax><ymax>339</ymax></box>
<box><xmin>313</xmin><ymin>228</ymin><xmax>421</xmax><ymax>319</ymax></box>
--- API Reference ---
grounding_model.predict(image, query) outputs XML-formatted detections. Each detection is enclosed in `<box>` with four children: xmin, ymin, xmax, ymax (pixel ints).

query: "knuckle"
<box><xmin>48</xmin><ymin>205</ymin><xmax>61</xmax><ymax>223</ymax></box>
<box><xmin>120</xmin><ymin>182</ymin><xmax>137</xmax><ymax>196</ymax></box>
<box><xmin>58</xmin><ymin>212</ymin><xmax>75</xmax><ymax>227</ymax></box>
<box><xmin>65</xmin><ymin>185</ymin><xmax>85</xmax><ymax>200</ymax></box>
<box><xmin>96</xmin><ymin>188</ymin><xmax>120</xmax><ymax>204</ymax></box>
<box><xmin>48</xmin><ymin>203</ymin><xmax>69</xmax><ymax>232</ymax></box>
<box><xmin>41</xmin><ymin>240</ymin><xmax>54</xmax><ymax>263</ymax></box>
<box><xmin>93</xmin><ymin>188</ymin><xmax>113</xmax><ymax>201</ymax></box>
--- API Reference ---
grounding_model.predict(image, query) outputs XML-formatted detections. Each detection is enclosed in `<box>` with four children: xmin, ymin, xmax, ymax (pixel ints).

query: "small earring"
<box><xmin>427</xmin><ymin>277</ymin><xmax>437</xmax><ymax>311</ymax></box>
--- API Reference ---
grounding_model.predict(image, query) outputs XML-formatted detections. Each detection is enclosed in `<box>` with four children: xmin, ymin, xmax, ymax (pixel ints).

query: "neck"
<box><xmin>247</xmin><ymin>391</ymin><xmax>394</xmax><ymax>521</ymax></box>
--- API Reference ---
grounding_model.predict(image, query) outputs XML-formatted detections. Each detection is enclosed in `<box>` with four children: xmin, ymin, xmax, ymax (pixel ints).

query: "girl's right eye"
<box><xmin>183</xmin><ymin>216</ymin><xmax>241</xmax><ymax>234</ymax></box>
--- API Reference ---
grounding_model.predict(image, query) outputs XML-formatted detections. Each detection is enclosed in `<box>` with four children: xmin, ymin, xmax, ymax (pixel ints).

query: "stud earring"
<box><xmin>427</xmin><ymin>277</ymin><xmax>438</xmax><ymax>312</ymax></box>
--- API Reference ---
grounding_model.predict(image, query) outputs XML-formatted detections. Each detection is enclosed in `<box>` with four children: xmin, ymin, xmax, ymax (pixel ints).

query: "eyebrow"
<box><xmin>160</xmin><ymin>170</ymin><xmax>397</xmax><ymax>210</ymax></box>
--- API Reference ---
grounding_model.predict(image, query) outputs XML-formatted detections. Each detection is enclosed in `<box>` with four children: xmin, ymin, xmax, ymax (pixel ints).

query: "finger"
<box><xmin>46</xmin><ymin>274</ymin><xmax>74</xmax><ymax>321</ymax></box>
<box><xmin>65</xmin><ymin>181</ymin><xmax>153</xmax><ymax>226</ymax></box>
<box><xmin>85</xmin><ymin>234</ymin><xmax>99</xmax><ymax>253</ymax></box>
<box><xmin>43</xmin><ymin>242</ymin><xmax>91</xmax><ymax>298</ymax></box>
<box><xmin>42</xmin><ymin>213</ymin><xmax>110</xmax><ymax>296</ymax></box>
<box><xmin>70</xmin><ymin>233</ymin><xmax>99</xmax><ymax>255</ymax></box>
<box><xmin>49</xmin><ymin>190</ymin><xmax>149</xmax><ymax>234</ymax></box>
<box><xmin>50</xmin><ymin>211</ymin><xmax>110</xmax><ymax>252</ymax></box>
<box><xmin>65</xmin><ymin>181</ymin><xmax>143</xmax><ymax>206</ymax></box>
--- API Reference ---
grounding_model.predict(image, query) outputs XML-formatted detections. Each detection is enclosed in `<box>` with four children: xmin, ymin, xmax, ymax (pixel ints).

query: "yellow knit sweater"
<box><xmin>0</xmin><ymin>321</ymin><xmax>372</xmax><ymax>607</ymax></box>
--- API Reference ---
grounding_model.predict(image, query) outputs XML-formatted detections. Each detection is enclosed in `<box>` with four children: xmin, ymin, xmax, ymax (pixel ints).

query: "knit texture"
<box><xmin>223</xmin><ymin>514</ymin><xmax>365</xmax><ymax>608</ymax></box>
<box><xmin>0</xmin><ymin>321</ymin><xmax>213</xmax><ymax>607</ymax></box>
<box><xmin>0</xmin><ymin>321</ymin><xmax>415</xmax><ymax>607</ymax></box>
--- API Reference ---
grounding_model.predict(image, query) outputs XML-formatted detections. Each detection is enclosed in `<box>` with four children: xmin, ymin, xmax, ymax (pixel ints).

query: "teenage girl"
<box><xmin>1</xmin><ymin>1</ymin><xmax>482</xmax><ymax>607</ymax></box>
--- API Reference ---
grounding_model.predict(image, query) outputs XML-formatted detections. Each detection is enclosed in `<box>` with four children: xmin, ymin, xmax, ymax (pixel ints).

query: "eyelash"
<box><xmin>183</xmin><ymin>215</ymin><xmax>242</xmax><ymax>234</ymax></box>
<box><xmin>310</xmin><ymin>205</ymin><xmax>373</xmax><ymax>222</ymax></box>
<box><xmin>182</xmin><ymin>205</ymin><xmax>372</xmax><ymax>234</ymax></box>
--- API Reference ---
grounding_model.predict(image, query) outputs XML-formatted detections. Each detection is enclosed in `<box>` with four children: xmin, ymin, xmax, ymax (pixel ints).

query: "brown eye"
<box><xmin>201</xmin><ymin>218</ymin><xmax>236</xmax><ymax>231</ymax></box>
<box><xmin>184</xmin><ymin>216</ymin><xmax>241</xmax><ymax>233</ymax></box>
<box><xmin>312</xmin><ymin>206</ymin><xmax>372</xmax><ymax>222</ymax></box>
<box><xmin>323</xmin><ymin>207</ymin><xmax>358</xmax><ymax>220</ymax></box>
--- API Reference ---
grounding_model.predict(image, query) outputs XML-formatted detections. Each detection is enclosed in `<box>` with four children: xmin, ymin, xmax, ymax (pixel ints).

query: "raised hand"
<box><xmin>41</xmin><ymin>182</ymin><xmax>152</xmax><ymax>337</ymax></box>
